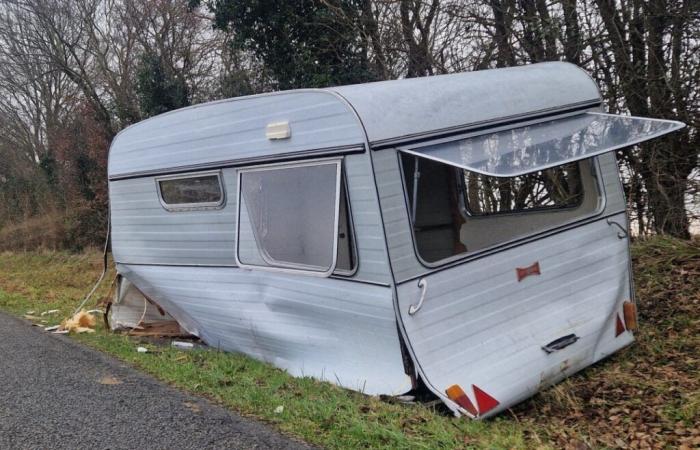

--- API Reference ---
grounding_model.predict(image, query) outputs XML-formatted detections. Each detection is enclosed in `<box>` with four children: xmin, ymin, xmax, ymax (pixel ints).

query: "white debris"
<box><xmin>274</xmin><ymin>405</ymin><xmax>284</xmax><ymax>414</ymax></box>
<box><xmin>137</xmin><ymin>346</ymin><xmax>149</xmax><ymax>353</ymax></box>
<box><xmin>44</xmin><ymin>325</ymin><xmax>60</xmax><ymax>332</ymax></box>
<box><xmin>41</xmin><ymin>309</ymin><xmax>60</xmax><ymax>316</ymax></box>
<box><xmin>172</xmin><ymin>341</ymin><xmax>194</xmax><ymax>350</ymax></box>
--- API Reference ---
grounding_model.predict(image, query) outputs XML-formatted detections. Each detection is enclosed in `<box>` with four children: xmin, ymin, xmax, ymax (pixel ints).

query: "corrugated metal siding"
<box><xmin>108</xmin><ymin>91</ymin><xmax>365</xmax><ymax>177</ymax></box>
<box><xmin>111</xmin><ymin>153</ymin><xmax>391</xmax><ymax>284</ymax></box>
<box><xmin>117</xmin><ymin>263</ymin><xmax>410</xmax><ymax>396</ymax></box>
<box><xmin>371</xmin><ymin>149</ymin><xmax>419</xmax><ymax>282</ymax></box>
<box><xmin>396</xmin><ymin>213</ymin><xmax>633</xmax><ymax>416</ymax></box>
<box><xmin>343</xmin><ymin>154</ymin><xmax>392</xmax><ymax>283</ymax></box>
<box><xmin>333</xmin><ymin>62</ymin><xmax>600</xmax><ymax>145</ymax></box>
<box><xmin>110</xmin><ymin>172</ymin><xmax>237</xmax><ymax>266</ymax></box>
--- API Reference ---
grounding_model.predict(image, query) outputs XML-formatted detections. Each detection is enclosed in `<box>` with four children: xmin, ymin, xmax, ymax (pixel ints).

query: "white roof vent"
<box><xmin>266</xmin><ymin>121</ymin><xmax>291</xmax><ymax>140</ymax></box>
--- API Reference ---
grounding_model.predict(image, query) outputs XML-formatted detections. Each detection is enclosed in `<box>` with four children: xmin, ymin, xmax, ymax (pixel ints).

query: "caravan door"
<box><xmin>393</xmin><ymin>112</ymin><xmax>683</xmax><ymax>418</ymax></box>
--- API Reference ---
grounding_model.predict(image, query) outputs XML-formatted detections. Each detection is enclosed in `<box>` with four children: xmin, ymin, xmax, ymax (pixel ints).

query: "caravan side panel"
<box><xmin>110</xmin><ymin>174</ymin><xmax>237</xmax><ymax>266</ymax></box>
<box><xmin>110</xmin><ymin>153</ymin><xmax>391</xmax><ymax>284</ymax></box>
<box><xmin>116</xmin><ymin>263</ymin><xmax>411</xmax><ymax>396</ymax></box>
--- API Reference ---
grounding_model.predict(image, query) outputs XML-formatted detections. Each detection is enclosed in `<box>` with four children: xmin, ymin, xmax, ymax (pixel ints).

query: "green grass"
<box><xmin>0</xmin><ymin>237</ymin><xmax>698</xmax><ymax>449</ymax></box>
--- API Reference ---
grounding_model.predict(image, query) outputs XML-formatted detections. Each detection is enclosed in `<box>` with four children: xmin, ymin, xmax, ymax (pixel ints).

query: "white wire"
<box><xmin>72</xmin><ymin>211</ymin><xmax>111</xmax><ymax>316</ymax></box>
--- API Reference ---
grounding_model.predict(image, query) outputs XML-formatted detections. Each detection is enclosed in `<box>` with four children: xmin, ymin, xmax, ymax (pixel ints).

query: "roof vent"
<box><xmin>266</xmin><ymin>121</ymin><xmax>291</xmax><ymax>140</ymax></box>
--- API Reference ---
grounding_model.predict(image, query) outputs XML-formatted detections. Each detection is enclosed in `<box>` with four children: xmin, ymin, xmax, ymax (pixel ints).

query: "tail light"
<box><xmin>623</xmin><ymin>301</ymin><xmax>637</xmax><ymax>331</ymax></box>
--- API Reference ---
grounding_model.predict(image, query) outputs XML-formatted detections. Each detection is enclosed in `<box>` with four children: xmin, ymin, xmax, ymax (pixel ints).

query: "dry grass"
<box><xmin>0</xmin><ymin>214</ymin><xmax>67</xmax><ymax>251</ymax></box>
<box><xmin>511</xmin><ymin>236</ymin><xmax>700</xmax><ymax>449</ymax></box>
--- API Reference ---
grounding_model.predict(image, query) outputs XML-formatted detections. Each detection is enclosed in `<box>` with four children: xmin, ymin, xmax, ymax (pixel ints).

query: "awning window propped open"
<box><xmin>399</xmin><ymin>112</ymin><xmax>684</xmax><ymax>177</ymax></box>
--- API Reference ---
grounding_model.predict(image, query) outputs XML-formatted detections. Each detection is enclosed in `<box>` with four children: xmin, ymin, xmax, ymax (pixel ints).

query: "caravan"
<box><xmin>107</xmin><ymin>62</ymin><xmax>684</xmax><ymax>418</ymax></box>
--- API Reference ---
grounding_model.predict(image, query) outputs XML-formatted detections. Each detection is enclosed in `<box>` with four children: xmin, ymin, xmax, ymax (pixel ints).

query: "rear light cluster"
<box><xmin>616</xmin><ymin>301</ymin><xmax>637</xmax><ymax>337</ymax></box>
<box><xmin>445</xmin><ymin>384</ymin><xmax>499</xmax><ymax>417</ymax></box>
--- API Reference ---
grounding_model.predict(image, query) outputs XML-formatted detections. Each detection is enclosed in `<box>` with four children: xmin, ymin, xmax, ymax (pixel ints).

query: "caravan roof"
<box><xmin>108</xmin><ymin>62</ymin><xmax>603</xmax><ymax>179</ymax></box>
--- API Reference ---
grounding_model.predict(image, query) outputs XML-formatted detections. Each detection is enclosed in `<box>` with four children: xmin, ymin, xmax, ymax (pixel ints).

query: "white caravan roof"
<box><xmin>108</xmin><ymin>62</ymin><xmax>683</xmax><ymax>179</ymax></box>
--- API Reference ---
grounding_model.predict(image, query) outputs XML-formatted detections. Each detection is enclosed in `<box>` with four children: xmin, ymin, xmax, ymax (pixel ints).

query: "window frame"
<box><xmin>155</xmin><ymin>170</ymin><xmax>226</xmax><ymax>212</ymax></box>
<box><xmin>234</xmin><ymin>158</ymin><xmax>344</xmax><ymax>277</ymax></box>
<box><xmin>398</xmin><ymin>152</ymin><xmax>607</xmax><ymax>269</ymax></box>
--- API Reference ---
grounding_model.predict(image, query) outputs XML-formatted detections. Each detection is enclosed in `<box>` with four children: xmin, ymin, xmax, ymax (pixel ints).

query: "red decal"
<box><xmin>516</xmin><ymin>262</ymin><xmax>541</xmax><ymax>282</ymax></box>
<box><xmin>473</xmin><ymin>385</ymin><xmax>500</xmax><ymax>415</ymax></box>
<box><xmin>615</xmin><ymin>314</ymin><xmax>626</xmax><ymax>337</ymax></box>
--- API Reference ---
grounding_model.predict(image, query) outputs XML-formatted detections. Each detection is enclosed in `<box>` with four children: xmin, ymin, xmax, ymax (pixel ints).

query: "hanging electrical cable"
<box><xmin>72</xmin><ymin>210</ymin><xmax>111</xmax><ymax>316</ymax></box>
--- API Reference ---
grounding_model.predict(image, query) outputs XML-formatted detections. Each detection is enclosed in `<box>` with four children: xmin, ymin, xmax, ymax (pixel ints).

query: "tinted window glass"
<box><xmin>159</xmin><ymin>174</ymin><xmax>223</xmax><ymax>206</ymax></box>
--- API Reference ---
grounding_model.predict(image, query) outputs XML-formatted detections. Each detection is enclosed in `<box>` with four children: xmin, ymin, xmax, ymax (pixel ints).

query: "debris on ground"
<box><xmin>274</xmin><ymin>405</ymin><xmax>284</xmax><ymax>414</ymax></box>
<box><xmin>172</xmin><ymin>341</ymin><xmax>194</xmax><ymax>350</ymax></box>
<box><xmin>98</xmin><ymin>375</ymin><xmax>122</xmax><ymax>385</ymax></box>
<box><xmin>61</xmin><ymin>309</ymin><xmax>96</xmax><ymax>333</ymax></box>
<box><xmin>136</xmin><ymin>346</ymin><xmax>148</xmax><ymax>353</ymax></box>
<box><xmin>40</xmin><ymin>309</ymin><xmax>60</xmax><ymax>316</ymax></box>
<box><xmin>125</xmin><ymin>321</ymin><xmax>188</xmax><ymax>337</ymax></box>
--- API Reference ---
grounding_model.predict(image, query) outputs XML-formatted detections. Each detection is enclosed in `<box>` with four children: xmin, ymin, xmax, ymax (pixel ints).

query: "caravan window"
<box><xmin>157</xmin><ymin>172</ymin><xmax>224</xmax><ymax>210</ymax></box>
<box><xmin>401</xmin><ymin>154</ymin><xmax>602</xmax><ymax>264</ymax></box>
<box><xmin>236</xmin><ymin>160</ymin><xmax>345</xmax><ymax>275</ymax></box>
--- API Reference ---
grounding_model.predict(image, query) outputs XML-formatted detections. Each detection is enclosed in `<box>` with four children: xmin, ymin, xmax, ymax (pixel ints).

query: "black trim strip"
<box><xmin>113</xmin><ymin>261</ymin><xmax>390</xmax><ymax>287</ymax></box>
<box><xmin>371</xmin><ymin>100</ymin><xmax>601</xmax><ymax>150</ymax></box>
<box><xmin>109</xmin><ymin>144</ymin><xmax>365</xmax><ymax>181</ymax></box>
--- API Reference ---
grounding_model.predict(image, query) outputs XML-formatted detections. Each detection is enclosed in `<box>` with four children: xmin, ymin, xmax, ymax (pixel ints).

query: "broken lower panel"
<box><xmin>115</xmin><ymin>264</ymin><xmax>413</xmax><ymax>396</ymax></box>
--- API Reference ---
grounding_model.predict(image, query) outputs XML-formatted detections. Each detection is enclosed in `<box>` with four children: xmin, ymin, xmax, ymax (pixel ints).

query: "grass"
<box><xmin>0</xmin><ymin>236</ymin><xmax>698</xmax><ymax>449</ymax></box>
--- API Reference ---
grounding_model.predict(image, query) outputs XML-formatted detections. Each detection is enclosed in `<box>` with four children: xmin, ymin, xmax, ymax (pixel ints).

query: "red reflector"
<box><xmin>445</xmin><ymin>384</ymin><xmax>478</xmax><ymax>416</ymax></box>
<box><xmin>615</xmin><ymin>314</ymin><xmax>626</xmax><ymax>337</ymax></box>
<box><xmin>516</xmin><ymin>261</ymin><xmax>541</xmax><ymax>282</ymax></box>
<box><xmin>473</xmin><ymin>385</ymin><xmax>500</xmax><ymax>415</ymax></box>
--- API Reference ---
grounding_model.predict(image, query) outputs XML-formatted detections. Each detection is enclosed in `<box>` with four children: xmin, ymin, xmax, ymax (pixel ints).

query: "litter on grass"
<box><xmin>61</xmin><ymin>309</ymin><xmax>96</xmax><ymax>333</ymax></box>
<box><xmin>172</xmin><ymin>341</ymin><xmax>194</xmax><ymax>350</ymax></box>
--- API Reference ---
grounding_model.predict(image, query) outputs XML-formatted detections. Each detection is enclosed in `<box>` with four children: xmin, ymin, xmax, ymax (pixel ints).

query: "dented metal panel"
<box><xmin>116</xmin><ymin>263</ymin><xmax>411</xmax><ymax>395</ymax></box>
<box><xmin>395</xmin><ymin>213</ymin><xmax>634</xmax><ymax>417</ymax></box>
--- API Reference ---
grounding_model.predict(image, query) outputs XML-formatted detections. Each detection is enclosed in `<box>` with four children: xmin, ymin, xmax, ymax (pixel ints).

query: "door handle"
<box><xmin>408</xmin><ymin>278</ymin><xmax>427</xmax><ymax>316</ymax></box>
<box><xmin>606</xmin><ymin>218</ymin><xmax>628</xmax><ymax>239</ymax></box>
<box><xmin>541</xmin><ymin>334</ymin><xmax>579</xmax><ymax>354</ymax></box>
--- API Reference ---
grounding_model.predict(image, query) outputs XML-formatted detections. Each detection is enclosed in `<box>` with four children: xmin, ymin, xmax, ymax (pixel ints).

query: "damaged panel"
<box><xmin>117</xmin><ymin>263</ymin><xmax>411</xmax><ymax>396</ymax></box>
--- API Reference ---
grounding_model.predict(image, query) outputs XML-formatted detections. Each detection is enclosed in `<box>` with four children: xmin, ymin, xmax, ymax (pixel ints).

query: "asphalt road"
<box><xmin>0</xmin><ymin>311</ymin><xmax>315</xmax><ymax>450</ymax></box>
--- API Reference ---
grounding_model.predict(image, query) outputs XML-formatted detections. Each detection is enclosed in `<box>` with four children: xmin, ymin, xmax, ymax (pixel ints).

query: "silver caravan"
<box><xmin>108</xmin><ymin>62</ymin><xmax>684</xmax><ymax>418</ymax></box>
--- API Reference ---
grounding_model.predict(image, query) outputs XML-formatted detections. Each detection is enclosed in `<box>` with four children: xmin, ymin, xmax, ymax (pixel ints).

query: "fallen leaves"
<box><xmin>514</xmin><ymin>237</ymin><xmax>700</xmax><ymax>449</ymax></box>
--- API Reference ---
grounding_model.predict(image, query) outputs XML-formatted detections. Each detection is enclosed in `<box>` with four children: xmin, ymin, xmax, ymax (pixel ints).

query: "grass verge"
<box><xmin>0</xmin><ymin>236</ymin><xmax>697</xmax><ymax>449</ymax></box>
